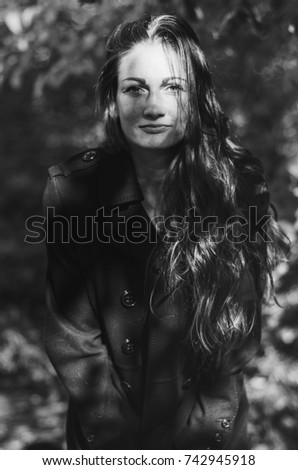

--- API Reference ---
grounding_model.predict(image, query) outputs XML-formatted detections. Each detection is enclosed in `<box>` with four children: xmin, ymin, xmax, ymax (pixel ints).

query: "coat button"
<box><xmin>214</xmin><ymin>432</ymin><xmax>222</xmax><ymax>443</ymax></box>
<box><xmin>182</xmin><ymin>377</ymin><xmax>193</xmax><ymax>389</ymax></box>
<box><xmin>221</xmin><ymin>418</ymin><xmax>231</xmax><ymax>429</ymax></box>
<box><xmin>121</xmin><ymin>290</ymin><xmax>136</xmax><ymax>308</ymax></box>
<box><xmin>81</xmin><ymin>150</ymin><xmax>96</xmax><ymax>161</ymax></box>
<box><xmin>121</xmin><ymin>339</ymin><xmax>137</xmax><ymax>354</ymax></box>
<box><xmin>86</xmin><ymin>434</ymin><xmax>95</xmax><ymax>444</ymax></box>
<box><xmin>121</xmin><ymin>380</ymin><xmax>133</xmax><ymax>395</ymax></box>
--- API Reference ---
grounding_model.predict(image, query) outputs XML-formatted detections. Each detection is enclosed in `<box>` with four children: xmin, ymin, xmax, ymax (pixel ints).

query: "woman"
<box><xmin>43</xmin><ymin>15</ymin><xmax>288</xmax><ymax>450</ymax></box>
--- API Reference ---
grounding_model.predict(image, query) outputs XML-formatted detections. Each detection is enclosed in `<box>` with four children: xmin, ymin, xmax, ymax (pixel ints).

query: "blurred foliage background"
<box><xmin>0</xmin><ymin>0</ymin><xmax>298</xmax><ymax>450</ymax></box>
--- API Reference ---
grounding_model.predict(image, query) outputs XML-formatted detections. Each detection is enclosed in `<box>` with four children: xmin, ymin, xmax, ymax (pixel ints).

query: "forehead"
<box><xmin>117</xmin><ymin>40</ymin><xmax>186</xmax><ymax>81</ymax></box>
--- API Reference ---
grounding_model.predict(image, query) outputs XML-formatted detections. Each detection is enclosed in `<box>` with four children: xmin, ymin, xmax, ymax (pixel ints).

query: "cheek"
<box><xmin>168</xmin><ymin>96</ymin><xmax>188</xmax><ymax>121</ymax></box>
<box><xmin>117</xmin><ymin>98</ymin><xmax>142</xmax><ymax>124</ymax></box>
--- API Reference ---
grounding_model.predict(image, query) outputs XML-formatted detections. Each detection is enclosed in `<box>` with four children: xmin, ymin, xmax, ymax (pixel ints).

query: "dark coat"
<box><xmin>43</xmin><ymin>147</ymin><xmax>261</xmax><ymax>450</ymax></box>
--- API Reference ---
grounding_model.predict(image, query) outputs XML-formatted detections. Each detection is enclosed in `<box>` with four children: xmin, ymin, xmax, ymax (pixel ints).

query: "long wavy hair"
<box><xmin>96</xmin><ymin>15</ymin><xmax>289</xmax><ymax>370</ymax></box>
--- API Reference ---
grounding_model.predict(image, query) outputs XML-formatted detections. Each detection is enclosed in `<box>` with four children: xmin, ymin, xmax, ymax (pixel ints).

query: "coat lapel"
<box><xmin>96</xmin><ymin>150</ymin><xmax>162</xmax><ymax>264</ymax></box>
<box><xmin>95</xmin><ymin>149</ymin><xmax>176</xmax><ymax>313</ymax></box>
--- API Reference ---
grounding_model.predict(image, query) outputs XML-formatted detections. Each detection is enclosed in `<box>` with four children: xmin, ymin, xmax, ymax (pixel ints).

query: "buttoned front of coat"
<box><xmin>43</xmin><ymin>147</ymin><xmax>261</xmax><ymax>450</ymax></box>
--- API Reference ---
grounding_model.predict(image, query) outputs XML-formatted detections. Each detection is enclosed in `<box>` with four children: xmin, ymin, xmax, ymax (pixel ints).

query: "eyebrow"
<box><xmin>121</xmin><ymin>76</ymin><xmax>187</xmax><ymax>84</ymax></box>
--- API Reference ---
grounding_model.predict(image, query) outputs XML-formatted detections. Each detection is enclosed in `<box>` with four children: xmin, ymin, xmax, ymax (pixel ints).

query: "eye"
<box><xmin>123</xmin><ymin>86</ymin><xmax>146</xmax><ymax>95</ymax></box>
<box><xmin>165</xmin><ymin>83</ymin><xmax>185</xmax><ymax>93</ymax></box>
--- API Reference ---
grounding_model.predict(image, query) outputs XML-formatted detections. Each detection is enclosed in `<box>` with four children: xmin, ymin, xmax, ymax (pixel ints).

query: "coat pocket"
<box><xmin>173</xmin><ymin>372</ymin><xmax>249</xmax><ymax>450</ymax></box>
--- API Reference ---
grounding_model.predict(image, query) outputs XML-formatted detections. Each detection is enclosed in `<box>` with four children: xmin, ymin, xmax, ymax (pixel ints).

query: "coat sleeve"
<box><xmin>43</xmin><ymin>175</ymin><xmax>139</xmax><ymax>449</ymax></box>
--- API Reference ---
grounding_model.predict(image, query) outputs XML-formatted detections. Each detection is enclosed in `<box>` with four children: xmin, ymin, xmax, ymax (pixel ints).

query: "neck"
<box><xmin>130</xmin><ymin>148</ymin><xmax>173</xmax><ymax>183</ymax></box>
<box><xmin>129</xmin><ymin>148</ymin><xmax>174</xmax><ymax>219</ymax></box>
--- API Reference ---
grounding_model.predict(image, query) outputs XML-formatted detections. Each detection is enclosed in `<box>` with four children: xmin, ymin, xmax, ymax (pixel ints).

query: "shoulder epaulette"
<box><xmin>47</xmin><ymin>148</ymin><xmax>103</xmax><ymax>178</ymax></box>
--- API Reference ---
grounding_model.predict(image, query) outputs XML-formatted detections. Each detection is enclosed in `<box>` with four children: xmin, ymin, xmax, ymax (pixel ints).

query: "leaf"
<box><xmin>21</xmin><ymin>6</ymin><xmax>42</xmax><ymax>29</ymax></box>
<box><xmin>4</xmin><ymin>11</ymin><xmax>23</xmax><ymax>35</ymax></box>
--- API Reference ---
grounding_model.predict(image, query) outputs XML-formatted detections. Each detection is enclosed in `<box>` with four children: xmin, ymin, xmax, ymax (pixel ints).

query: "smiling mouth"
<box><xmin>139</xmin><ymin>124</ymin><xmax>171</xmax><ymax>134</ymax></box>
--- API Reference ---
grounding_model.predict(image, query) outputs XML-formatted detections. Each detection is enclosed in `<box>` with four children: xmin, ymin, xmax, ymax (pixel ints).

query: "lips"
<box><xmin>139</xmin><ymin>124</ymin><xmax>171</xmax><ymax>134</ymax></box>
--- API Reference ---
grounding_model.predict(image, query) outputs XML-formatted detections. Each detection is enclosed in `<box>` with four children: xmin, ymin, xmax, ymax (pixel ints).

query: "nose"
<box><xmin>143</xmin><ymin>91</ymin><xmax>165</xmax><ymax>119</ymax></box>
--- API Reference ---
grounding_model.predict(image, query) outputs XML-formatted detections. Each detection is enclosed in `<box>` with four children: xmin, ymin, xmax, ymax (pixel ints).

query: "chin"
<box><xmin>134</xmin><ymin>139</ymin><xmax>181</xmax><ymax>151</ymax></box>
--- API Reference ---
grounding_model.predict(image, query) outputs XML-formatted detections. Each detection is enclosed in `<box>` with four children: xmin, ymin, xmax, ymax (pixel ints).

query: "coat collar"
<box><xmin>98</xmin><ymin>149</ymin><xmax>144</xmax><ymax>207</ymax></box>
<box><xmin>96</xmin><ymin>148</ymin><xmax>163</xmax><ymax>265</ymax></box>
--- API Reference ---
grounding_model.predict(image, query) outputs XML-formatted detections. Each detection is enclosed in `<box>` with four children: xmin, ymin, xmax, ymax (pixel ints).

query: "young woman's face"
<box><xmin>116</xmin><ymin>41</ymin><xmax>188</xmax><ymax>156</ymax></box>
